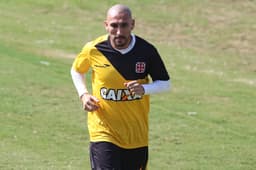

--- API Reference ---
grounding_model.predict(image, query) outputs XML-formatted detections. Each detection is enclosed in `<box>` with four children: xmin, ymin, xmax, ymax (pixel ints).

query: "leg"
<box><xmin>121</xmin><ymin>146</ymin><xmax>148</xmax><ymax>170</ymax></box>
<box><xmin>89</xmin><ymin>142</ymin><xmax>121</xmax><ymax>170</ymax></box>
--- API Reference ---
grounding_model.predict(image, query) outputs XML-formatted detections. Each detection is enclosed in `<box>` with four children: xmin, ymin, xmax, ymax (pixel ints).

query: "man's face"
<box><xmin>105</xmin><ymin>12</ymin><xmax>134</xmax><ymax>49</ymax></box>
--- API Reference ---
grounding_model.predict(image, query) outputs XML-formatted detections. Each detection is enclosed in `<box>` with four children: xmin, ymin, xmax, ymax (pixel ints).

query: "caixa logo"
<box><xmin>100</xmin><ymin>87</ymin><xmax>142</xmax><ymax>101</ymax></box>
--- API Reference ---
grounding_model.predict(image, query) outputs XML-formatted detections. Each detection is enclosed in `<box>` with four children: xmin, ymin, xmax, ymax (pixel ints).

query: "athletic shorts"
<box><xmin>89</xmin><ymin>142</ymin><xmax>148</xmax><ymax>170</ymax></box>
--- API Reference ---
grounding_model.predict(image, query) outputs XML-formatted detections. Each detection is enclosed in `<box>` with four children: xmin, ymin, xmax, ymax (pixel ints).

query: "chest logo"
<box><xmin>100</xmin><ymin>87</ymin><xmax>142</xmax><ymax>101</ymax></box>
<box><xmin>135</xmin><ymin>62</ymin><xmax>146</xmax><ymax>73</ymax></box>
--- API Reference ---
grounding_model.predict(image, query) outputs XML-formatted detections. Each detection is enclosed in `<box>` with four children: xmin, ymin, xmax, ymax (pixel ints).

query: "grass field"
<box><xmin>0</xmin><ymin>0</ymin><xmax>255</xmax><ymax>169</ymax></box>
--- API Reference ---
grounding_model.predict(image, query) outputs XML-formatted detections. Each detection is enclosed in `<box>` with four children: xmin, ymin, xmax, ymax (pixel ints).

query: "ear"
<box><xmin>131</xmin><ymin>19</ymin><xmax>135</xmax><ymax>30</ymax></box>
<box><xmin>104</xmin><ymin>20</ymin><xmax>108</xmax><ymax>31</ymax></box>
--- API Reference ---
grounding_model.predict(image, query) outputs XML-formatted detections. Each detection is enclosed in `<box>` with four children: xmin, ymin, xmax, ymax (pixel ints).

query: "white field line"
<box><xmin>183</xmin><ymin>65</ymin><xmax>256</xmax><ymax>87</ymax></box>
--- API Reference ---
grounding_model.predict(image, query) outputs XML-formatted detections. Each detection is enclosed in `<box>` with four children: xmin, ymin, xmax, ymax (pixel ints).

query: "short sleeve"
<box><xmin>148</xmin><ymin>47</ymin><xmax>170</xmax><ymax>81</ymax></box>
<box><xmin>72</xmin><ymin>44</ymin><xmax>91</xmax><ymax>74</ymax></box>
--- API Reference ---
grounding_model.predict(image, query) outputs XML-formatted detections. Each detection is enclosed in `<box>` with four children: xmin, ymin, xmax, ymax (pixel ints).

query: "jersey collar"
<box><xmin>115</xmin><ymin>34</ymin><xmax>136</xmax><ymax>54</ymax></box>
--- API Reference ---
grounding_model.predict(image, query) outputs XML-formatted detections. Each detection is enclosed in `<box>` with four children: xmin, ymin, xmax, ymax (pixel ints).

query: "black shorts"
<box><xmin>89</xmin><ymin>142</ymin><xmax>148</xmax><ymax>170</ymax></box>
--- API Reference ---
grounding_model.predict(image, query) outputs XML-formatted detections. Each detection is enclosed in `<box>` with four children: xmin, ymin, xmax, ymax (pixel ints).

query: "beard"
<box><xmin>113</xmin><ymin>35</ymin><xmax>129</xmax><ymax>49</ymax></box>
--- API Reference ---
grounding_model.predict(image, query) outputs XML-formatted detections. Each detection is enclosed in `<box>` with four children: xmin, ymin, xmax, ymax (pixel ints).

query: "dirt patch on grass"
<box><xmin>38</xmin><ymin>49</ymin><xmax>76</xmax><ymax>59</ymax></box>
<box><xmin>232</xmin><ymin>78</ymin><xmax>256</xmax><ymax>87</ymax></box>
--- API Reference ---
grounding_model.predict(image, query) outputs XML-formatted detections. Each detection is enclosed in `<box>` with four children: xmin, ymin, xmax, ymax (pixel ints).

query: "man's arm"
<box><xmin>70</xmin><ymin>68</ymin><xmax>88</xmax><ymax>97</ymax></box>
<box><xmin>124</xmin><ymin>79</ymin><xmax>171</xmax><ymax>96</ymax></box>
<box><xmin>70</xmin><ymin>68</ymin><xmax>99</xmax><ymax>111</ymax></box>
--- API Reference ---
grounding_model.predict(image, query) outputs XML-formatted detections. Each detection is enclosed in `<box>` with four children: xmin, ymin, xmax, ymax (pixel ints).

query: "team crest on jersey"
<box><xmin>135</xmin><ymin>62</ymin><xmax>146</xmax><ymax>73</ymax></box>
<box><xmin>100</xmin><ymin>87</ymin><xmax>142</xmax><ymax>101</ymax></box>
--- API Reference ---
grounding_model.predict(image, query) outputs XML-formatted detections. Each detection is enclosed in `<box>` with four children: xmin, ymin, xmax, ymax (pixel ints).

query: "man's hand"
<box><xmin>124</xmin><ymin>80</ymin><xmax>145</xmax><ymax>96</ymax></box>
<box><xmin>80</xmin><ymin>93</ymin><xmax>100</xmax><ymax>112</ymax></box>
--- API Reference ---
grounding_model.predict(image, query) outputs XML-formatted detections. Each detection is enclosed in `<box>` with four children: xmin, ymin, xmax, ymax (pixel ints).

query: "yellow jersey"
<box><xmin>72</xmin><ymin>34</ymin><xmax>169</xmax><ymax>149</ymax></box>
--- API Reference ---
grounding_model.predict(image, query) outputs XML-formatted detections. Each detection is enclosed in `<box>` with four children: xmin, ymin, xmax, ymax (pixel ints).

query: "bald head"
<box><xmin>106</xmin><ymin>4</ymin><xmax>132</xmax><ymax>19</ymax></box>
<box><xmin>104</xmin><ymin>4</ymin><xmax>135</xmax><ymax>49</ymax></box>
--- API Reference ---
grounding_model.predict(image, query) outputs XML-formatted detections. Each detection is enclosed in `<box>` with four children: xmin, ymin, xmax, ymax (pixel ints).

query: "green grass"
<box><xmin>0</xmin><ymin>43</ymin><xmax>89</xmax><ymax>169</ymax></box>
<box><xmin>0</xmin><ymin>0</ymin><xmax>255</xmax><ymax>169</ymax></box>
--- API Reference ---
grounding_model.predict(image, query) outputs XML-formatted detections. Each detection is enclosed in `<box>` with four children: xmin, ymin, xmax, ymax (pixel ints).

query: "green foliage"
<box><xmin>0</xmin><ymin>0</ymin><xmax>255</xmax><ymax>169</ymax></box>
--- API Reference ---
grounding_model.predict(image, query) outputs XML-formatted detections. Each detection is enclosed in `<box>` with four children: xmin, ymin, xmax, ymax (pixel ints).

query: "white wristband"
<box><xmin>70</xmin><ymin>69</ymin><xmax>88</xmax><ymax>97</ymax></box>
<box><xmin>142</xmin><ymin>80</ymin><xmax>170</xmax><ymax>95</ymax></box>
